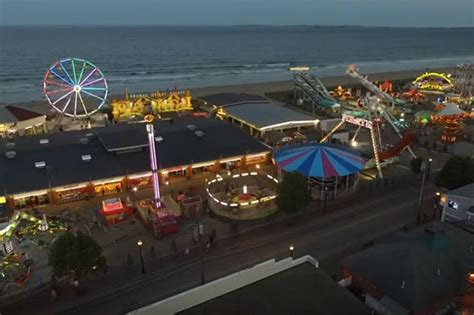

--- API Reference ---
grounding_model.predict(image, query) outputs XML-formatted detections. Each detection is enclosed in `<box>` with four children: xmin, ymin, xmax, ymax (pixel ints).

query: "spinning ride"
<box><xmin>432</xmin><ymin>103</ymin><xmax>470</xmax><ymax>142</ymax></box>
<box><xmin>322</xmin><ymin>95</ymin><xmax>416</xmax><ymax>178</ymax></box>
<box><xmin>322</xmin><ymin>65</ymin><xmax>416</xmax><ymax>178</ymax></box>
<box><xmin>413</xmin><ymin>72</ymin><xmax>454</xmax><ymax>94</ymax></box>
<box><xmin>43</xmin><ymin>58</ymin><xmax>108</xmax><ymax>118</ymax></box>
<box><xmin>206</xmin><ymin>172</ymin><xmax>279</xmax><ymax>220</ymax></box>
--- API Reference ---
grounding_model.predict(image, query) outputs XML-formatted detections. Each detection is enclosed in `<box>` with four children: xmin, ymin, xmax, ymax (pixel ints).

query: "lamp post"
<box><xmin>131</xmin><ymin>186</ymin><xmax>138</xmax><ymax>208</ymax></box>
<box><xmin>468</xmin><ymin>272</ymin><xmax>474</xmax><ymax>285</ymax></box>
<box><xmin>137</xmin><ymin>239</ymin><xmax>145</xmax><ymax>274</ymax></box>
<box><xmin>323</xmin><ymin>186</ymin><xmax>329</xmax><ymax>211</ymax></box>
<box><xmin>289</xmin><ymin>244</ymin><xmax>295</xmax><ymax>259</ymax></box>
<box><xmin>433</xmin><ymin>192</ymin><xmax>441</xmax><ymax>220</ymax></box>
<box><xmin>426</xmin><ymin>158</ymin><xmax>433</xmax><ymax>180</ymax></box>
<box><xmin>417</xmin><ymin>159</ymin><xmax>429</xmax><ymax>225</ymax></box>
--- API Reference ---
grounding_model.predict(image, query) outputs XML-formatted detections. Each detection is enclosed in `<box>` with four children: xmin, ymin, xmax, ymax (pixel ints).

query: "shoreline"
<box><xmin>9</xmin><ymin>66</ymin><xmax>457</xmax><ymax>115</ymax></box>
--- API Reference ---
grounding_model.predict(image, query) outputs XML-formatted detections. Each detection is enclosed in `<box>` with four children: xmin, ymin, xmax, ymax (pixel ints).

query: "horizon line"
<box><xmin>1</xmin><ymin>24</ymin><xmax>473</xmax><ymax>29</ymax></box>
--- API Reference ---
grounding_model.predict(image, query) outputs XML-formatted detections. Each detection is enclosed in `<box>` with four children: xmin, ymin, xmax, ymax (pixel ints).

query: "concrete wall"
<box><xmin>127</xmin><ymin>256</ymin><xmax>319</xmax><ymax>315</ymax></box>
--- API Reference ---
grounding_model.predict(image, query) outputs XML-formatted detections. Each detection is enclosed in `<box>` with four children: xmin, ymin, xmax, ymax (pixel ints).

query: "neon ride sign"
<box><xmin>342</xmin><ymin>114</ymin><xmax>373</xmax><ymax>129</ymax></box>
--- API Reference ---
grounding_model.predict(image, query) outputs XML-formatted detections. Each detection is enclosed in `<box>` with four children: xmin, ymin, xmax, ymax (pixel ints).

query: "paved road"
<box><xmin>2</xmin><ymin>176</ymin><xmax>436</xmax><ymax>315</ymax></box>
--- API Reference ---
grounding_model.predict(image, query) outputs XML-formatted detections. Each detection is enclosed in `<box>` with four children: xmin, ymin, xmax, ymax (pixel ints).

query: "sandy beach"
<box><xmin>9</xmin><ymin>66</ymin><xmax>457</xmax><ymax>115</ymax></box>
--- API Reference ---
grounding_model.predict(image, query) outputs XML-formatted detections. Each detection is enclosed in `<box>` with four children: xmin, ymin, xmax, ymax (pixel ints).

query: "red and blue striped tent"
<box><xmin>274</xmin><ymin>144</ymin><xmax>366</xmax><ymax>178</ymax></box>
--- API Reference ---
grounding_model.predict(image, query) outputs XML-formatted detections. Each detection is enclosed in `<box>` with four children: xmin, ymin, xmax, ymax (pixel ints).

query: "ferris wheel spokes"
<box><xmin>82</xmin><ymin>90</ymin><xmax>106</xmax><ymax>102</ymax></box>
<box><xmin>50</xmin><ymin>68</ymin><xmax>73</xmax><ymax>86</ymax></box>
<box><xmin>77</xmin><ymin>60</ymin><xmax>87</xmax><ymax>84</ymax></box>
<box><xmin>74</xmin><ymin>92</ymin><xmax>79</xmax><ymax>117</ymax></box>
<box><xmin>77</xmin><ymin>91</ymin><xmax>89</xmax><ymax>116</ymax></box>
<box><xmin>60</xmin><ymin>61</ymin><xmax>75</xmax><ymax>85</ymax></box>
<box><xmin>44</xmin><ymin>58</ymin><xmax>108</xmax><ymax>118</ymax></box>
<box><xmin>62</xmin><ymin>97</ymin><xmax>73</xmax><ymax>113</ymax></box>
<box><xmin>52</xmin><ymin>89</ymin><xmax>74</xmax><ymax>105</ymax></box>
<box><xmin>79</xmin><ymin>67</ymin><xmax>98</xmax><ymax>86</ymax></box>
<box><xmin>82</xmin><ymin>77</ymin><xmax>105</xmax><ymax>88</ymax></box>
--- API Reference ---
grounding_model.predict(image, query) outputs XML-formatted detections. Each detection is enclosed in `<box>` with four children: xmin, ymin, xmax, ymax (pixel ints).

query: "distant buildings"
<box><xmin>0</xmin><ymin>105</ymin><xmax>47</xmax><ymax>139</ymax></box>
<box><xmin>440</xmin><ymin>183</ymin><xmax>474</xmax><ymax>223</ymax></box>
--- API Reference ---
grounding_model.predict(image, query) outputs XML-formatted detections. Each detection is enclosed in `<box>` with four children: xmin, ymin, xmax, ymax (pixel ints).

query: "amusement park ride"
<box><xmin>412</xmin><ymin>72</ymin><xmax>454</xmax><ymax>94</ymax></box>
<box><xmin>137</xmin><ymin>123</ymin><xmax>178</xmax><ymax>238</ymax></box>
<box><xmin>110</xmin><ymin>89</ymin><xmax>193</xmax><ymax>122</ymax></box>
<box><xmin>321</xmin><ymin>65</ymin><xmax>416</xmax><ymax>178</ymax></box>
<box><xmin>43</xmin><ymin>58</ymin><xmax>108</xmax><ymax>128</ymax></box>
<box><xmin>290</xmin><ymin>67</ymin><xmax>341</xmax><ymax>114</ymax></box>
<box><xmin>346</xmin><ymin>64</ymin><xmax>406</xmax><ymax>109</ymax></box>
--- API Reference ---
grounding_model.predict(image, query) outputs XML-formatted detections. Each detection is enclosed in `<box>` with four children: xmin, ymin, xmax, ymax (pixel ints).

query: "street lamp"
<box><xmin>132</xmin><ymin>186</ymin><xmax>138</xmax><ymax>192</ymax></box>
<box><xmin>137</xmin><ymin>239</ymin><xmax>145</xmax><ymax>274</ymax></box>
<box><xmin>468</xmin><ymin>272</ymin><xmax>474</xmax><ymax>284</ymax></box>
<box><xmin>433</xmin><ymin>192</ymin><xmax>441</xmax><ymax>220</ymax></box>
<box><xmin>289</xmin><ymin>244</ymin><xmax>295</xmax><ymax>258</ymax></box>
<box><xmin>417</xmin><ymin>158</ymin><xmax>430</xmax><ymax>224</ymax></box>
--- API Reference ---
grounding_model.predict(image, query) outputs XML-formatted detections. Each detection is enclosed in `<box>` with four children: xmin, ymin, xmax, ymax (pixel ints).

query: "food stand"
<box><xmin>100</xmin><ymin>198</ymin><xmax>134</xmax><ymax>225</ymax></box>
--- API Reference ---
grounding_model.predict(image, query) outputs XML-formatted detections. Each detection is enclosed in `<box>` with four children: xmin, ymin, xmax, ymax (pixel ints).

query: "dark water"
<box><xmin>0</xmin><ymin>26</ymin><xmax>473</xmax><ymax>103</ymax></box>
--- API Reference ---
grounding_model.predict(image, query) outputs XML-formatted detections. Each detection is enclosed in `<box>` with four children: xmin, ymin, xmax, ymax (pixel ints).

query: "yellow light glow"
<box><xmin>0</xmin><ymin>196</ymin><xmax>6</xmax><ymax>204</ymax></box>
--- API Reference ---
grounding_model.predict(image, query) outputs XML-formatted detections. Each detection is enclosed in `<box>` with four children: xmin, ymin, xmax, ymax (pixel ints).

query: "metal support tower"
<box><xmin>146</xmin><ymin>123</ymin><xmax>161</xmax><ymax>208</ymax></box>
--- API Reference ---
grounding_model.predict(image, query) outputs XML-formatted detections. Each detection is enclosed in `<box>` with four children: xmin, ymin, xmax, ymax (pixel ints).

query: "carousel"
<box><xmin>274</xmin><ymin>144</ymin><xmax>366</xmax><ymax>200</ymax></box>
<box><xmin>432</xmin><ymin>103</ymin><xmax>471</xmax><ymax>142</ymax></box>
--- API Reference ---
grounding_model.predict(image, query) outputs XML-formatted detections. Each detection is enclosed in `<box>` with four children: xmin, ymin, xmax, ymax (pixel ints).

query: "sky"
<box><xmin>0</xmin><ymin>0</ymin><xmax>473</xmax><ymax>27</ymax></box>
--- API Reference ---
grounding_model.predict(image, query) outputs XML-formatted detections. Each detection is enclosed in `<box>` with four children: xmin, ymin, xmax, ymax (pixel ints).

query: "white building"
<box><xmin>440</xmin><ymin>183</ymin><xmax>474</xmax><ymax>223</ymax></box>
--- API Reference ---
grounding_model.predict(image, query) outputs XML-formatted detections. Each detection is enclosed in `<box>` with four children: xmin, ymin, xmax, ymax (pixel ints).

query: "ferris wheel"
<box><xmin>43</xmin><ymin>58</ymin><xmax>108</xmax><ymax>118</ymax></box>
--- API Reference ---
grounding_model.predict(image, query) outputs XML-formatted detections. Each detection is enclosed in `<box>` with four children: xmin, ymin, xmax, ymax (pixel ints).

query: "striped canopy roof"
<box><xmin>274</xmin><ymin>144</ymin><xmax>366</xmax><ymax>178</ymax></box>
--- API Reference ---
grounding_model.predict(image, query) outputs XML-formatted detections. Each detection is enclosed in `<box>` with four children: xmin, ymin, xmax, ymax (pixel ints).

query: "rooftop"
<box><xmin>0</xmin><ymin>117</ymin><xmax>270</xmax><ymax>194</ymax></box>
<box><xmin>342</xmin><ymin>222</ymin><xmax>474</xmax><ymax>311</ymax></box>
<box><xmin>447</xmin><ymin>183</ymin><xmax>474</xmax><ymax>199</ymax></box>
<box><xmin>223</xmin><ymin>102</ymin><xmax>318</xmax><ymax>130</ymax></box>
<box><xmin>129</xmin><ymin>256</ymin><xmax>371</xmax><ymax>315</ymax></box>
<box><xmin>0</xmin><ymin>106</ymin><xmax>17</xmax><ymax>124</ymax></box>
<box><xmin>0</xmin><ymin>105</ymin><xmax>44</xmax><ymax>124</ymax></box>
<box><xmin>199</xmin><ymin>93</ymin><xmax>267</xmax><ymax>107</ymax></box>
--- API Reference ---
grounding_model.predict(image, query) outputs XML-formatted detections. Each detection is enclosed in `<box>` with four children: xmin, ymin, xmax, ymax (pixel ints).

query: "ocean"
<box><xmin>0</xmin><ymin>26</ymin><xmax>473</xmax><ymax>103</ymax></box>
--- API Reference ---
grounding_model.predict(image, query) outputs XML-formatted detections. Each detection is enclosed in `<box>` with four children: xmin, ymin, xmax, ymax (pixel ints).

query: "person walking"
<box><xmin>50</xmin><ymin>287</ymin><xmax>57</xmax><ymax>302</ymax></box>
<box><xmin>73</xmin><ymin>278</ymin><xmax>80</xmax><ymax>295</ymax></box>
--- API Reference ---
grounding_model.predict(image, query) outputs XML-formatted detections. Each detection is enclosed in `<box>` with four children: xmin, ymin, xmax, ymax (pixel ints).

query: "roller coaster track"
<box><xmin>293</xmin><ymin>72</ymin><xmax>339</xmax><ymax>110</ymax></box>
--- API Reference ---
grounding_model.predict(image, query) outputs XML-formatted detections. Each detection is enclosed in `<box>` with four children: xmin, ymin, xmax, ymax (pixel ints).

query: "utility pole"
<box><xmin>197</xmin><ymin>209</ymin><xmax>205</xmax><ymax>285</ymax></box>
<box><xmin>417</xmin><ymin>159</ymin><xmax>428</xmax><ymax>224</ymax></box>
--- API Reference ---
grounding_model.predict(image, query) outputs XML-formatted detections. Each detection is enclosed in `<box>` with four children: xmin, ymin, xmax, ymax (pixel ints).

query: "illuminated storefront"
<box><xmin>94</xmin><ymin>177</ymin><xmax>124</xmax><ymax>196</ymax></box>
<box><xmin>13</xmin><ymin>190</ymin><xmax>50</xmax><ymax>209</ymax></box>
<box><xmin>55</xmin><ymin>184</ymin><xmax>93</xmax><ymax>204</ymax></box>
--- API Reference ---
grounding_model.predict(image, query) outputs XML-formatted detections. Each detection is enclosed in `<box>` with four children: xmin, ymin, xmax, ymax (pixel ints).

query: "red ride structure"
<box><xmin>321</xmin><ymin>65</ymin><xmax>417</xmax><ymax>178</ymax></box>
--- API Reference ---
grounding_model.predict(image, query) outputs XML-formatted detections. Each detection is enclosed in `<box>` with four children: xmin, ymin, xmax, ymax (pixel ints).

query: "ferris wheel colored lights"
<box><xmin>43</xmin><ymin>58</ymin><xmax>108</xmax><ymax>118</ymax></box>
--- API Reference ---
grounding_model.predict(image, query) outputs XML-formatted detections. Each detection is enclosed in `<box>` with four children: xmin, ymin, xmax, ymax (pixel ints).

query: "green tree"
<box><xmin>435</xmin><ymin>157</ymin><xmax>474</xmax><ymax>190</ymax></box>
<box><xmin>49</xmin><ymin>231</ymin><xmax>105</xmax><ymax>277</ymax></box>
<box><xmin>276</xmin><ymin>172</ymin><xmax>311</xmax><ymax>213</ymax></box>
<box><xmin>410</xmin><ymin>158</ymin><xmax>423</xmax><ymax>173</ymax></box>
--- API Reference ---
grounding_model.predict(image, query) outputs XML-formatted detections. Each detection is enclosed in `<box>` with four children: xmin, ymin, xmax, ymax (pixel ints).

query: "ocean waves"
<box><xmin>0</xmin><ymin>26</ymin><xmax>472</xmax><ymax>103</ymax></box>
